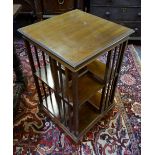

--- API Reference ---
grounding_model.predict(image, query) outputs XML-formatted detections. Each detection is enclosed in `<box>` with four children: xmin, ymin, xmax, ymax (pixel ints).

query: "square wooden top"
<box><xmin>18</xmin><ymin>9</ymin><xmax>134</xmax><ymax>71</ymax></box>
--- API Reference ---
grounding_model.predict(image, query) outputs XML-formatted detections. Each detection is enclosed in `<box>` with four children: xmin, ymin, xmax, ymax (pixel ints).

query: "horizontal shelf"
<box><xmin>35</xmin><ymin>61</ymin><xmax>105</xmax><ymax>107</ymax></box>
<box><xmin>88</xmin><ymin>91</ymin><xmax>102</xmax><ymax>110</ymax></box>
<box><xmin>42</xmin><ymin>95</ymin><xmax>114</xmax><ymax>142</ymax></box>
<box><xmin>79</xmin><ymin>102</ymin><xmax>100</xmax><ymax>133</ymax></box>
<box><xmin>87</xmin><ymin>59</ymin><xmax>106</xmax><ymax>82</ymax></box>
<box><xmin>35</xmin><ymin>64</ymin><xmax>54</xmax><ymax>89</ymax></box>
<box><xmin>66</xmin><ymin>72</ymin><xmax>104</xmax><ymax>106</ymax></box>
<box><xmin>42</xmin><ymin>94</ymin><xmax>100</xmax><ymax>135</ymax></box>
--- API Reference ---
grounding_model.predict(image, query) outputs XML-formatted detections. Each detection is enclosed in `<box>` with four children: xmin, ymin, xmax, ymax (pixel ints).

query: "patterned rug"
<box><xmin>13</xmin><ymin>40</ymin><xmax>141</xmax><ymax>155</ymax></box>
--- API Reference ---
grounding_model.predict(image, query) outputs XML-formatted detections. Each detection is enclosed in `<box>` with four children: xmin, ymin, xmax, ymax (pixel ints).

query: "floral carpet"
<box><xmin>13</xmin><ymin>40</ymin><xmax>141</xmax><ymax>155</ymax></box>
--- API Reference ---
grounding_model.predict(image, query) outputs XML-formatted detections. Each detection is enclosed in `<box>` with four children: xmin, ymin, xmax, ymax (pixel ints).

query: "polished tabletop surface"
<box><xmin>18</xmin><ymin>9</ymin><xmax>134</xmax><ymax>71</ymax></box>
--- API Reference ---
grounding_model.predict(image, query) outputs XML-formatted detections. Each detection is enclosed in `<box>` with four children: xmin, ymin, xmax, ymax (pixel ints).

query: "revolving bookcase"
<box><xmin>18</xmin><ymin>9</ymin><xmax>134</xmax><ymax>142</ymax></box>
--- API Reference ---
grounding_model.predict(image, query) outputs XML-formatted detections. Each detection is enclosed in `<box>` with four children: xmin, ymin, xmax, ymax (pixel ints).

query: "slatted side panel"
<box><xmin>109</xmin><ymin>41</ymin><xmax>128</xmax><ymax>103</ymax></box>
<box><xmin>24</xmin><ymin>40</ymin><xmax>42</xmax><ymax>107</ymax></box>
<box><xmin>57</xmin><ymin>62</ymin><xmax>74</xmax><ymax>130</ymax></box>
<box><xmin>24</xmin><ymin>40</ymin><xmax>73</xmax><ymax>124</ymax></box>
<box><xmin>39</xmin><ymin>56</ymin><xmax>74</xmax><ymax>132</ymax></box>
<box><xmin>33</xmin><ymin>44</ymin><xmax>57</xmax><ymax>116</ymax></box>
<box><xmin>100</xmin><ymin>40</ymin><xmax>128</xmax><ymax>112</ymax></box>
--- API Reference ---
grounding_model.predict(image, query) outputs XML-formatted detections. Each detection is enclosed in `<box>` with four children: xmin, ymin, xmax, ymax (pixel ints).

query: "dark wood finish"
<box><xmin>88</xmin><ymin>92</ymin><xmax>101</xmax><ymax>110</ymax></box>
<box><xmin>13</xmin><ymin>0</ymin><xmax>35</xmax><ymax>15</ymax></box>
<box><xmin>89</xmin><ymin>0</ymin><xmax>141</xmax><ymax>40</ymax></box>
<box><xmin>90</xmin><ymin>7</ymin><xmax>141</xmax><ymax>21</ymax></box>
<box><xmin>91</xmin><ymin>0</ymin><xmax>141</xmax><ymax>6</ymax></box>
<box><xmin>34</xmin><ymin>0</ymin><xmax>84</xmax><ymax>20</ymax></box>
<box><xmin>19</xmin><ymin>10</ymin><xmax>134</xmax><ymax>142</ymax></box>
<box><xmin>34</xmin><ymin>0</ymin><xmax>43</xmax><ymax>20</ymax></box>
<box><xmin>43</xmin><ymin>0</ymin><xmax>75</xmax><ymax>14</ymax></box>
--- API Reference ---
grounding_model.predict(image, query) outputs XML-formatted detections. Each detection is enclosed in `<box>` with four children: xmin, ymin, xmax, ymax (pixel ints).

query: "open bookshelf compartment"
<box><xmin>43</xmin><ymin>94</ymin><xmax>101</xmax><ymax>136</ymax></box>
<box><xmin>88</xmin><ymin>91</ymin><xmax>102</xmax><ymax>110</ymax></box>
<box><xmin>35</xmin><ymin>64</ymin><xmax>67</xmax><ymax>93</ymax></box>
<box><xmin>87</xmin><ymin>59</ymin><xmax>106</xmax><ymax>82</ymax></box>
<box><xmin>35</xmin><ymin>63</ymin><xmax>105</xmax><ymax>107</ymax></box>
<box><xmin>78</xmin><ymin>102</ymin><xmax>101</xmax><ymax>133</ymax></box>
<box><xmin>66</xmin><ymin>72</ymin><xmax>105</xmax><ymax>106</ymax></box>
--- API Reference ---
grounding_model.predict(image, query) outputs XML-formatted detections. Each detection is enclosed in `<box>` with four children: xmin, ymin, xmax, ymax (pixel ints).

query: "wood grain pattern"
<box><xmin>18</xmin><ymin>9</ymin><xmax>134</xmax><ymax>71</ymax></box>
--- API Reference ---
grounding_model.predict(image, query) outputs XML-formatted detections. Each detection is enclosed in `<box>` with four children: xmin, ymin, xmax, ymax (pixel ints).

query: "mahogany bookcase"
<box><xmin>18</xmin><ymin>9</ymin><xmax>134</xmax><ymax>142</ymax></box>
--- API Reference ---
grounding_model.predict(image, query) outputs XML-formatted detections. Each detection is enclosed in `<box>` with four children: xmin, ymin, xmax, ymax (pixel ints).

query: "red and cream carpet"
<box><xmin>13</xmin><ymin>40</ymin><xmax>141</xmax><ymax>155</ymax></box>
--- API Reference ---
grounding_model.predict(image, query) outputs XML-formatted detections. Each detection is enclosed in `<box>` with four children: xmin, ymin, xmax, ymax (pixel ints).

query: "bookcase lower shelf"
<box><xmin>42</xmin><ymin>94</ymin><xmax>115</xmax><ymax>142</ymax></box>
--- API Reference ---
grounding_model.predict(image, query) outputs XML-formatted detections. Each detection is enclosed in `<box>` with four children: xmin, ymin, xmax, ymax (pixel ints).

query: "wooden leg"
<box><xmin>72</xmin><ymin>71</ymin><xmax>79</xmax><ymax>136</ymax></box>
